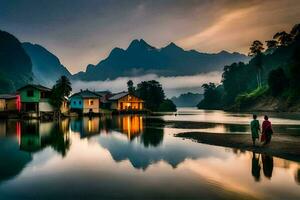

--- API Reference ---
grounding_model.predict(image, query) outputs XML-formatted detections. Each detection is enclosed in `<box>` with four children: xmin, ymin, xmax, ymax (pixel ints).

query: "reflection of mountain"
<box><xmin>98</xmin><ymin>130</ymin><xmax>208</xmax><ymax>170</ymax></box>
<box><xmin>0</xmin><ymin>119</ymin><xmax>70</xmax><ymax>184</ymax></box>
<box><xmin>0</xmin><ymin>138</ymin><xmax>32</xmax><ymax>184</ymax></box>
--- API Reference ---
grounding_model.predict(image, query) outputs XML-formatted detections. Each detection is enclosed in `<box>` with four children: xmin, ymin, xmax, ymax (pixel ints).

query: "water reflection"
<box><xmin>20</xmin><ymin>120</ymin><xmax>70</xmax><ymax>156</ymax></box>
<box><xmin>296</xmin><ymin>169</ymin><xmax>300</xmax><ymax>184</ymax></box>
<box><xmin>0</xmin><ymin>138</ymin><xmax>32</xmax><ymax>184</ymax></box>
<box><xmin>251</xmin><ymin>153</ymin><xmax>275</xmax><ymax>182</ymax></box>
<box><xmin>251</xmin><ymin>153</ymin><xmax>261</xmax><ymax>182</ymax></box>
<box><xmin>157</xmin><ymin>108</ymin><xmax>300</xmax><ymax>135</ymax></box>
<box><xmin>0</xmin><ymin>112</ymin><xmax>299</xmax><ymax>199</ymax></box>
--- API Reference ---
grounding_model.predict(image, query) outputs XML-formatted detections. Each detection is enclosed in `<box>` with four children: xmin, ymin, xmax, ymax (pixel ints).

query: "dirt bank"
<box><xmin>175</xmin><ymin>132</ymin><xmax>300</xmax><ymax>162</ymax></box>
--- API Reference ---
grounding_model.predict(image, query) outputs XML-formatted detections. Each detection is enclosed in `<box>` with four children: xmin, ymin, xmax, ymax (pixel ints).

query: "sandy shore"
<box><xmin>175</xmin><ymin>132</ymin><xmax>300</xmax><ymax>162</ymax></box>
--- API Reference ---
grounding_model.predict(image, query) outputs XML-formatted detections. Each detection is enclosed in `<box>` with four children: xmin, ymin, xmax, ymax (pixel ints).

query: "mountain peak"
<box><xmin>162</xmin><ymin>42</ymin><xmax>184</xmax><ymax>52</ymax></box>
<box><xmin>218</xmin><ymin>50</ymin><xmax>230</xmax><ymax>55</ymax></box>
<box><xmin>127</xmin><ymin>39</ymin><xmax>155</xmax><ymax>51</ymax></box>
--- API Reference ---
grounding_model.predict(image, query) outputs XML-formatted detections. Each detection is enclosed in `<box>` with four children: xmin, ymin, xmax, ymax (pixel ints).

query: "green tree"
<box><xmin>268</xmin><ymin>68</ymin><xmax>289</xmax><ymax>96</ymax></box>
<box><xmin>265</xmin><ymin>40</ymin><xmax>278</xmax><ymax>53</ymax></box>
<box><xmin>291</xmin><ymin>23</ymin><xmax>300</xmax><ymax>41</ymax></box>
<box><xmin>249</xmin><ymin>40</ymin><xmax>264</xmax><ymax>88</ymax></box>
<box><xmin>222</xmin><ymin>62</ymin><xmax>251</xmax><ymax>104</ymax></box>
<box><xmin>197</xmin><ymin>83</ymin><xmax>222</xmax><ymax>109</ymax></box>
<box><xmin>273</xmin><ymin>31</ymin><xmax>293</xmax><ymax>46</ymax></box>
<box><xmin>135</xmin><ymin>80</ymin><xmax>165</xmax><ymax>111</ymax></box>
<box><xmin>127</xmin><ymin>80</ymin><xmax>135</xmax><ymax>94</ymax></box>
<box><xmin>289</xmin><ymin>46</ymin><xmax>300</xmax><ymax>92</ymax></box>
<box><xmin>50</xmin><ymin>76</ymin><xmax>72</xmax><ymax>111</ymax></box>
<box><xmin>158</xmin><ymin>99</ymin><xmax>177</xmax><ymax>112</ymax></box>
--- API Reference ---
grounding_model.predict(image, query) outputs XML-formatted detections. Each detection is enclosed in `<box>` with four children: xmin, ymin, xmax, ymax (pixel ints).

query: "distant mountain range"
<box><xmin>73</xmin><ymin>39</ymin><xmax>249</xmax><ymax>81</ymax></box>
<box><xmin>0</xmin><ymin>30</ymin><xmax>249</xmax><ymax>93</ymax></box>
<box><xmin>22</xmin><ymin>42</ymin><xmax>71</xmax><ymax>86</ymax></box>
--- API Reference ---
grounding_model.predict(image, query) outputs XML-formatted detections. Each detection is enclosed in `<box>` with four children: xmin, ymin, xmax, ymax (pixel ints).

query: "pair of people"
<box><xmin>250</xmin><ymin>115</ymin><xmax>273</xmax><ymax>146</ymax></box>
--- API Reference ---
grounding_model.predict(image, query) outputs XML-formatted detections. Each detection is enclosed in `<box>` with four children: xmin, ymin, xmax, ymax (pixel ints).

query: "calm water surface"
<box><xmin>0</xmin><ymin>108</ymin><xmax>299</xmax><ymax>200</ymax></box>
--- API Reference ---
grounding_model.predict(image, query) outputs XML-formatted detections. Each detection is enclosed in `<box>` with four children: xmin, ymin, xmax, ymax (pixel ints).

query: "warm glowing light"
<box><xmin>88</xmin><ymin>119</ymin><xmax>92</xmax><ymax>132</ymax></box>
<box><xmin>121</xmin><ymin>116</ymin><xmax>144</xmax><ymax>139</ymax></box>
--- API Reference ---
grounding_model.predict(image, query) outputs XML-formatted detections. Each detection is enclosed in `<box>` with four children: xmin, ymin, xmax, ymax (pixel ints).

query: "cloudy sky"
<box><xmin>0</xmin><ymin>0</ymin><xmax>299</xmax><ymax>74</ymax></box>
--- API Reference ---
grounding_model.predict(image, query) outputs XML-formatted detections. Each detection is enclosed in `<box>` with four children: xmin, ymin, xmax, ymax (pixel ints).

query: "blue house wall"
<box><xmin>70</xmin><ymin>96</ymin><xmax>83</xmax><ymax>110</ymax></box>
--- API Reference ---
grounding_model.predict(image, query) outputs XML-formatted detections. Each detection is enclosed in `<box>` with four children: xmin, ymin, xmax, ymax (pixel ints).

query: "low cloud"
<box><xmin>71</xmin><ymin>71</ymin><xmax>222</xmax><ymax>97</ymax></box>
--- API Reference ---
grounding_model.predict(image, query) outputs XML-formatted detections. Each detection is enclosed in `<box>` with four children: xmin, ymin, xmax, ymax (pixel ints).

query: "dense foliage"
<box><xmin>197</xmin><ymin>83</ymin><xmax>222</xmax><ymax>109</ymax></box>
<box><xmin>135</xmin><ymin>80</ymin><xmax>165</xmax><ymax>111</ymax></box>
<box><xmin>198</xmin><ymin>23</ymin><xmax>300</xmax><ymax>110</ymax></box>
<box><xmin>158</xmin><ymin>99</ymin><xmax>177</xmax><ymax>112</ymax></box>
<box><xmin>131</xmin><ymin>80</ymin><xmax>177</xmax><ymax>112</ymax></box>
<box><xmin>268</xmin><ymin>68</ymin><xmax>289</xmax><ymax>96</ymax></box>
<box><xmin>50</xmin><ymin>76</ymin><xmax>72</xmax><ymax>110</ymax></box>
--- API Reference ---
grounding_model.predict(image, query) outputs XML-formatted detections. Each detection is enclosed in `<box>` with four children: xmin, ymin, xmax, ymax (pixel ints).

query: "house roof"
<box><xmin>94</xmin><ymin>90</ymin><xmax>111</xmax><ymax>97</ymax></box>
<box><xmin>108</xmin><ymin>92</ymin><xmax>143</xmax><ymax>101</ymax></box>
<box><xmin>70</xmin><ymin>90</ymin><xmax>101</xmax><ymax>99</ymax></box>
<box><xmin>108</xmin><ymin>92</ymin><xmax>129</xmax><ymax>101</ymax></box>
<box><xmin>17</xmin><ymin>84</ymin><xmax>51</xmax><ymax>92</ymax></box>
<box><xmin>0</xmin><ymin>94</ymin><xmax>18</xmax><ymax>99</ymax></box>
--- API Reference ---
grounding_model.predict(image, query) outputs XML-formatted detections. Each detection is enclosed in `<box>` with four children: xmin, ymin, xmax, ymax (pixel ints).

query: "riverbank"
<box><xmin>175</xmin><ymin>132</ymin><xmax>300</xmax><ymax>162</ymax></box>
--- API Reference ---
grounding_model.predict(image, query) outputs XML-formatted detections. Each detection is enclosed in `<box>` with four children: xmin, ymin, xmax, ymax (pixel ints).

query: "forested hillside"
<box><xmin>198</xmin><ymin>23</ymin><xmax>300</xmax><ymax>112</ymax></box>
<box><xmin>0</xmin><ymin>30</ymin><xmax>33</xmax><ymax>93</ymax></box>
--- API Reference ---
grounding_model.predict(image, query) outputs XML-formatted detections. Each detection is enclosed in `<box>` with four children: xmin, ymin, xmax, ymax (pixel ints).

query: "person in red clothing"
<box><xmin>261</xmin><ymin>115</ymin><xmax>273</xmax><ymax>145</ymax></box>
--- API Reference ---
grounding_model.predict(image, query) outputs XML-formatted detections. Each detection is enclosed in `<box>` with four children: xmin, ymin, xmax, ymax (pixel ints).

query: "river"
<box><xmin>0</xmin><ymin>108</ymin><xmax>299</xmax><ymax>199</ymax></box>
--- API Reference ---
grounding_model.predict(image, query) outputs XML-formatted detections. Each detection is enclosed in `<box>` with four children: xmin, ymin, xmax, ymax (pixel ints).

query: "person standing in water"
<box><xmin>250</xmin><ymin>114</ymin><xmax>260</xmax><ymax>146</ymax></box>
<box><xmin>262</xmin><ymin>115</ymin><xmax>273</xmax><ymax>145</ymax></box>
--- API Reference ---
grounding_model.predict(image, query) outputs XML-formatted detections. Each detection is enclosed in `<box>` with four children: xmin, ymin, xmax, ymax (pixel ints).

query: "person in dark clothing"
<box><xmin>250</xmin><ymin>114</ymin><xmax>260</xmax><ymax>146</ymax></box>
<box><xmin>261</xmin><ymin>115</ymin><xmax>273</xmax><ymax>145</ymax></box>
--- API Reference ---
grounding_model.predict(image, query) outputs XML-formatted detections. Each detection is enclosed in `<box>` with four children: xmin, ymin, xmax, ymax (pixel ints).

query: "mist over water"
<box><xmin>71</xmin><ymin>71</ymin><xmax>222</xmax><ymax>97</ymax></box>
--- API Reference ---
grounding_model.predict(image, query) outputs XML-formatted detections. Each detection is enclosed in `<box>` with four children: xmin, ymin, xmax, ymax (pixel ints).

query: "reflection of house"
<box><xmin>17</xmin><ymin>84</ymin><xmax>54</xmax><ymax>117</ymax></box>
<box><xmin>19</xmin><ymin>120</ymin><xmax>70</xmax><ymax>156</ymax></box>
<box><xmin>109</xmin><ymin>92</ymin><xmax>144</xmax><ymax>111</ymax></box>
<box><xmin>0</xmin><ymin>94</ymin><xmax>21</xmax><ymax>112</ymax></box>
<box><xmin>117</xmin><ymin>115</ymin><xmax>144</xmax><ymax>139</ymax></box>
<box><xmin>70</xmin><ymin>117</ymin><xmax>100</xmax><ymax>138</ymax></box>
<box><xmin>69</xmin><ymin>90</ymin><xmax>100</xmax><ymax>114</ymax></box>
<box><xmin>20</xmin><ymin>120</ymin><xmax>56</xmax><ymax>152</ymax></box>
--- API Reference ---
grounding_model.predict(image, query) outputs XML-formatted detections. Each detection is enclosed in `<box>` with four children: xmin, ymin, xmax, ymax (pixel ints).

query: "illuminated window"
<box><xmin>89</xmin><ymin>100</ymin><xmax>93</xmax><ymax>105</ymax></box>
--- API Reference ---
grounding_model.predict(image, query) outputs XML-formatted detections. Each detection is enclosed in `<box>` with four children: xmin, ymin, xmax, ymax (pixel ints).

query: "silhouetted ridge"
<box><xmin>0</xmin><ymin>30</ymin><xmax>33</xmax><ymax>92</ymax></box>
<box><xmin>72</xmin><ymin>39</ymin><xmax>249</xmax><ymax>81</ymax></box>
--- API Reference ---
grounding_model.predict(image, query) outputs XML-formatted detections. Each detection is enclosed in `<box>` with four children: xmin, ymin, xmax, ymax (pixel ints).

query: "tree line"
<box><xmin>198</xmin><ymin>23</ymin><xmax>300</xmax><ymax>110</ymax></box>
<box><xmin>127</xmin><ymin>80</ymin><xmax>177</xmax><ymax>112</ymax></box>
